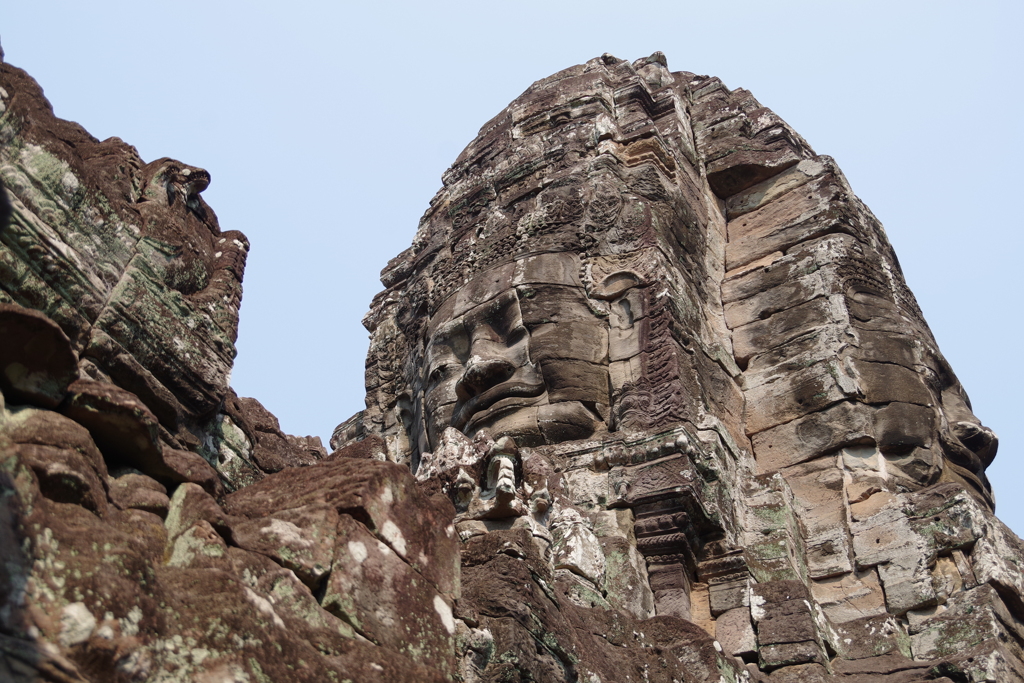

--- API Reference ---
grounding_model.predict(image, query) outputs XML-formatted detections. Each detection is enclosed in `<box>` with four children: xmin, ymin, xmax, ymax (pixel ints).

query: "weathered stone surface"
<box><xmin>107</xmin><ymin>472</ymin><xmax>169</xmax><ymax>516</ymax></box>
<box><xmin>14</xmin><ymin>443</ymin><xmax>108</xmax><ymax>514</ymax></box>
<box><xmin>323</xmin><ymin>514</ymin><xmax>456</xmax><ymax>673</ymax></box>
<box><xmin>223</xmin><ymin>457</ymin><xmax>460</xmax><ymax>598</ymax></box>
<box><xmin>60</xmin><ymin>379</ymin><xmax>168</xmax><ymax>475</ymax></box>
<box><xmin>718</xmin><ymin>605</ymin><xmax>758</xmax><ymax>658</ymax></box>
<box><xmin>833</xmin><ymin>614</ymin><xmax>910</xmax><ymax>660</ymax></box>
<box><xmin>1</xmin><ymin>61</ymin><xmax>244</xmax><ymax>432</ymax></box>
<box><xmin>160</xmin><ymin>446</ymin><xmax>224</xmax><ymax>496</ymax></box>
<box><xmin>0</xmin><ymin>402</ymin><xmax>458</xmax><ymax>681</ymax></box>
<box><xmin>231</xmin><ymin>502</ymin><xmax>339</xmax><ymax>589</ymax></box>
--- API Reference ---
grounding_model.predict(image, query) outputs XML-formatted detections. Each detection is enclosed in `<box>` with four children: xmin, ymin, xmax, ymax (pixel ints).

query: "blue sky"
<box><xmin>5</xmin><ymin>1</ymin><xmax>1022</xmax><ymax>536</ymax></box>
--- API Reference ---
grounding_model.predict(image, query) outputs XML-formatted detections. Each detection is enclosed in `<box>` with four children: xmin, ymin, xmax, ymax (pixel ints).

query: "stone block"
<box><xmin>724</xmin><ymin>270</ymin><xmax>827</xmax><ymax>330</ymax></box>
<box><xmin>654</xmin><ymin>588</ymin><xmax>692</xmax><ymax>620</ymax></box>
<box><xmin>751</xmin><ymin>400</ymin><xmax>873</xmax><ymax>473</ymax></box>
<box><xmin>688</xmin><ymin>582</ymin><xmax>715</xmax><ymax>637</ymax></box>
<box><xmin>717</xmin><ymin>606</ymin><xmax>757</xmax><ymax>658</ymax></box>
<box><xmin>550</xmin><ymin>508</ymin><xmax>605</xmax><ymax>585</ymax></box>
<box><xmin>830</xmin><ymin>653</ymin><xmax>933</xmax><ymax>679</ymax></box>
<box><xmin>161</xmin><ymin>447</ymin><xmax>223</xmax><ymax>496</ymax></box>
<box><xmin>732</xmin><ymin>296</ymin><xmax>840</xmax><ymax>366</ymax></box>
<box><xmin>609</xmin><ymin>355</ymin><xmax>643</xmax><ymax>390</ymax></box>
<box><xmin>910</xmin><ymin>585</ymin><xmax>1024</xmax><ymax>660</ymax></box>
<box><xmin>744</xmin><ymin>533</ymin><xmax>802</xmax><ymax>584</ymax></box>
<box><xmin>599</xmin><ymin>535</ymin><xmax>654</xmax><ymax>620</ymax></box>
<box><xmin>783</xmin><ymin>459</ymin><xmax>853</xmax><ymax>579</ymax></box>
<box><xmin>15</xmin><ymin>443</ymin><xmax>108</xmax><ymax>514</ymax></box>
<box><xmin>850</xmin><ymin>328</ymin><xmax>918</xmax><ymax>367</ymax></box>
<box><xmin>164</xmin><ymin>482</ymin><xmax>235</xmax><ymax>544</ymax></box>
<box><xmin>743</xmin><ymin>359</ymin><xmax>856</xmax><ymax>435</ymax></box>
<box><xmin>722</xmin><ymin>233</ymin><xmax>857</xmax><ymax>302</ymax></box>
<box><xmin>759</xmin><ymin>640</ymin><xmax>825</xmax><ymax>671</ymax></box>
<box><xmin>538</xmin><ymin>358</ymin><xmax>610</xmax><ymax>404</ymax></box>
<box><xmin>766</xmin><ymin>663</ymin><xmax>829</xmax><ymax>682</ymax></box>
<box><xmin>906</xmin><ymin>484</ymin><xmax>988</xmax><ymax>554</ymax></box>
<box><xmin>970</xmin><ymin>517</ymin><xmax>1024</xmax><ymax>616</ymax></box>
<box><xmin>872</xmin><ymin>402</ymin><xmax>937</xmax><ymax>453</ymax></box>
<box><xmin>231</xmin><ymin>502</ymin><xmax>340</xmax><ymax>590</ymax></box>
<box><xmin>710</xmin><ymin>577</ymin><xmax>749</xmax><ymax>616</ymax></box>
<box><xmin>725</xmin><ymin>158</ymin><xmax>829</xmax><ymax>220</ymax></box>
<box><xmin>108</xmin><ymin>473</ymin><xmax>170</xmax><ymax>517</ymax></box>
<box><xmin>742</xmin><ymin>325</ymin><xmax>847</xmax><ymax>384</ymax></box>
<box><xmin>167</xmin><ymin>520</ymin><xmax>231</xmax><ymax>569</ymax></box>
<box><xmin>810</xmin><ymin>569</ymin><xmax>887</xmax><ymax>624</ymax></box>
<box><xmin>851</xmin><ymin>500</ymin><xmax>938</xmax><ymax>614</ymax></box>
<box><xmin>530</xmin><ymin>321</ymin><xmax>608</xmax><ymax>364</ymax></box>
<box><xmin>94</xmin><ymin>259</ymin><xmax>235</xmax><ymax>416</ymax></box>
<box><xmin>725</xmin><ymin>173</ymin><xmax>852</xmax><ymax>269</ymax></box>
<box><xmin>513</xmin><ymin>252</ymin><xmax>582</xmax><ymax>287</ymax></box>
<box><xmin>851</xmin><ymin>359</ymin><xmax>932</xmax><ymax>406</ymax></box>
<box><xmin>452</xmin><ymin>262</ymin><xmax>516</xmax><ymax>316</ymax></box>
<box><xmin>878</xmin><ymin>557</ymin><xmax>939</xmax><ymax>616</ymax></box>
<box><xmin>608</xmin><ymin>325</ymin><xmax>640</xmax><ymax>361</ymax></box>
<box><xmin>705</xmin><ymin>123</ymin><xmax>807</xmax><ymax>198</ymax></box>
<box><xmin>941</xmin><ymin>639</ymin><xmax>1024</xmax><ymax>682</ymax></box>
<box><xmin>224</xmin><ymin>458</ymin><xmax>459</xmax><ymax>598</ymax></box>
<box><xmin>833</xmin><ymin>614</ymin><xmax>910</xmax><ymax>660</ymax></box>
<box><xmin>757</xmin><ymin>600</ymin><xmax>818</xmax><ymax>646</ymax></box>
<box><xmin>60</xmin><ymin>379</ymin><xmax>168</xmax><ymax>480</ymax></box>
<box><xmin>517</xmin><ymin>284</ymin><xmax>599</xmax><ymax>325</ymax></box>
<box><xmin>323</xmin><ymin>514</ymin><xmax>456</xmax><ymax>674</ymax></box>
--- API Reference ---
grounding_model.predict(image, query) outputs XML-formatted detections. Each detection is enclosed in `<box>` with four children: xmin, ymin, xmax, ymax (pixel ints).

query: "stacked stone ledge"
<box><xmin>0</xmin><ymin>50</ymin><xmax>1021</xmax><ymax>682</ymax></box>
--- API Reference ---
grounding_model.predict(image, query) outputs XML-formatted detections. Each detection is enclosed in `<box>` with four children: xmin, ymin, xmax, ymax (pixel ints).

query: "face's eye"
<box><xmin>506</xmin><ymin>326</ymin><xmax>528</xmax><ymax>347</ymax></box>
<box><xmin>428</xmin><ymin>363</ymin><xmax>457</xmax><ymax>386</ymax></box>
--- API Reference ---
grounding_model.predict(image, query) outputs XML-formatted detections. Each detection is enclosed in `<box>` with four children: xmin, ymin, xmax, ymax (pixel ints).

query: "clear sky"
<box><xmin>5</xmin><ymin>1</ymin><xmax>1022</xmax><ymax>536</ymax></box>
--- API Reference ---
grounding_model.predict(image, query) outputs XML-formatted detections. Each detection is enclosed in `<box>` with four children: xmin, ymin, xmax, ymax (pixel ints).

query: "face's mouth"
<box><xmin>451</xmin><ymin>380</ymin><xmax>546</xmax><ymax>433</ymax></box>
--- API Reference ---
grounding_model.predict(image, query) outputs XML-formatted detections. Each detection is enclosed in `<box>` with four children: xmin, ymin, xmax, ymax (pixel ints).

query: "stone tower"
<box><xmin>340</xmin><ymin>52</ymin><xmax>1021</xmax><ymax>680</ymax></box>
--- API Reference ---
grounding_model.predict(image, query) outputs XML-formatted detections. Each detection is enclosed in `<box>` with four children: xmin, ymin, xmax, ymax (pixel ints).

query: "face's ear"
<box><xmin>396</xmin><ymin>393</ymin><xmax>417</xmax><ymax>467</ymax></box>
<box><xmin>592</xmin><ymin>270</ymin><xmax>641</xmax><ymax>300</ymax></box>
<box><xmin>398</xmin><ymin>390</ymin><xmax>432</xmax><ymax>474</ymax></box>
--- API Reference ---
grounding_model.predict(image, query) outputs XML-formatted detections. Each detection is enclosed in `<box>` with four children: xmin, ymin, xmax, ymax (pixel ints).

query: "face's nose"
<box><xmin>456</xmin><ymin>357</ymin><xmax>516</xmax><ymax>401</ymax></box>
<box><xmin>952</xmin><ymin>421</ymin><xmax>999</xmax><ymax>469</ymax></box>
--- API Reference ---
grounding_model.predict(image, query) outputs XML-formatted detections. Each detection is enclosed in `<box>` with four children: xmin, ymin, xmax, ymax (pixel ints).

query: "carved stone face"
<box><xmin>421</xmin><ymin>266</ymin><xmax>610</xmax><ymax>450</ymax></box>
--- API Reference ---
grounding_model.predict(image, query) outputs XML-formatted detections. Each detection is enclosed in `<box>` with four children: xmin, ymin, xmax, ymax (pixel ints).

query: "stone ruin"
<box><xmin>1</xmin><ymin>50</ymin><xmax>1022</xmax><ymax>682</ymax></box>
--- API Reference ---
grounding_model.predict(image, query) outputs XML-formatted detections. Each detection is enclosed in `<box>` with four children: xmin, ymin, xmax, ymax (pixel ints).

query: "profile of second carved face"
<box><xmin>420</xmin><ymin>263</ymin><xmax>611</xmax><ymax>450</ymax></box>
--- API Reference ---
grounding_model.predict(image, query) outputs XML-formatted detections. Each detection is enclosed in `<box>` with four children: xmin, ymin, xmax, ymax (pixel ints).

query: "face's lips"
<box><xmin>451</xmin><ymin>380</ymin><xmax>546</xmax><ymax>433</ymax></box>
<box><xmin>462</xmin><ymin>394</ymin><xmax>548</xmax><ymax>440</ymax></box>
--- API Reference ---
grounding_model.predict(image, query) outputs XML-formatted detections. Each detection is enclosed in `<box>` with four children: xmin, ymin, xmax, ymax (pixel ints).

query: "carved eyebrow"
<box><xmin>430</xmin><ymin>319</ymin><xmax>467</xmax><ymax>346</ymax></box>
<box><xmin>426</xmin><ymin>321</ymin><xmax>470</xmax><ymax>367</ymax></box>
<box><xmin>462</xmin><ymin>292</ymin><xmax>523</xmax><ymax>337</ymax></box>
<box><xmin>426</xmin><ymin>361</ymin><xmax>460</xmax><ymax>385</ymax></box>
<box><xmin>425</xmin><ymin>340</ymin><xmax>459</xmax><ymax>365</ymax></box>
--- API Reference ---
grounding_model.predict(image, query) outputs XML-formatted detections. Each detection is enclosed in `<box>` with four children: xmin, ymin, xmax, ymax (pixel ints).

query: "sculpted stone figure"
<box><xmin>422</xmin><ymin>258</ymin><xmax>611</xmax><ymax>450</ymax></box>
<box><xmin>353</xmin><ymin>51</ymin><xmax>999</xmax><ymax>507</ymax></box>
<box><xmin>339</xmin><ymin>52</ymin><xmax>1023</xmax><ymax>680</ymax></box>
